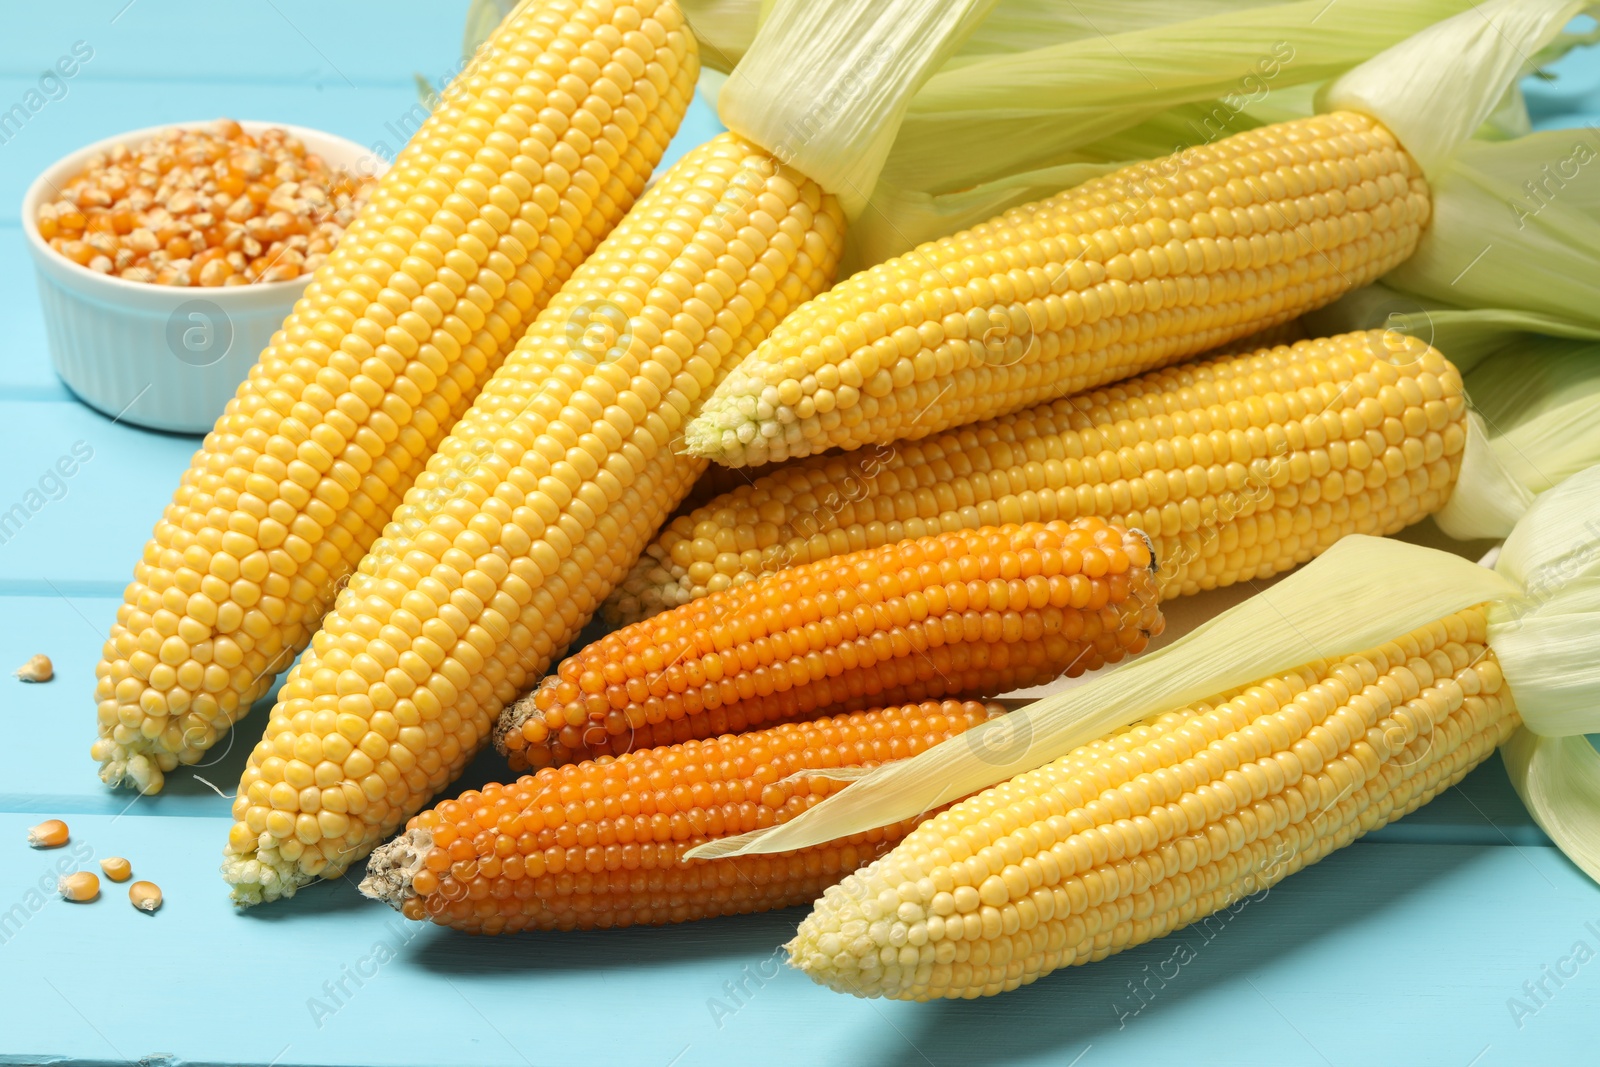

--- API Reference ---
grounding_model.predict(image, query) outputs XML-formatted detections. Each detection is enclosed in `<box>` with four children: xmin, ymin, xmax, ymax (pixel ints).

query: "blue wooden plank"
<box><xmin>0</xmin><ymin>400</ymin><xmax>198</xmax><ymax>593</ymax></box>
<box><xmin>0</xmin><ymin>581</ymin><xmax>1553</xmax><ymax>842</ymax></box>
<box><xmin>3</xmin><ymin>0</ymin><xmax>469</xmax><ymax>85</ymax></box>
<box><xmin>0</xmin><ymin>818</ymin><xmax>1595</xmax><ymax>1067</ymax></box>
<box><xmin>0</xmin><ymin>224</ymin><xmax>70</xmax><ymax>400</ymax></box>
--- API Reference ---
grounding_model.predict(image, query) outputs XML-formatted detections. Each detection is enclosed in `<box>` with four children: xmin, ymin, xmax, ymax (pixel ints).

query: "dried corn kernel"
<box><xmin>100</xmin><ymin>857</ymin><xmax>132</xmax><ymax>882</ymax></box>
<box><xmin>128</xmin><ymin>881</ymin><xmax>162</xmax><ymax>912</ymax></box>
<box><xmin>39</xmin><ymin>120</ymin><xmax>375</xmax><ymax>287</ymax></box>
<box><xmin>14</xmin><ymin>654</ymin><xmax>53</xmax><ymax>682</ymax></box>
<box><xmin>59</xmin><ymin>872</ymin><xmax>99</xmax><ymax>902</ymax></box>
<box><xmin>27</xmin><ymin>819</ymin><xmax>69</xmax><ymax>848</ymax></box>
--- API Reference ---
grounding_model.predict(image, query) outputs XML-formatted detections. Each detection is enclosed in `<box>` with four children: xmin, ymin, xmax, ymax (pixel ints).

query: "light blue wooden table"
<box><xmin>2</xmin><ymin>5</ymin><xmax>1598</xmax><ymax>1065</ymax></box>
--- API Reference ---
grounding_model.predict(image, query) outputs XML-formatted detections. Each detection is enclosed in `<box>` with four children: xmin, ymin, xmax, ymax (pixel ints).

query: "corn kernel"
<box><xmin>129</xmin><ymin>880</ymin><xmax>163</xmax><ymax>913</ymax></box>
<box><xmin>59</xmin><ymin>872</ymin><xmax>100</xmax><ymax>902</ymax></box>
<box><xmin>27</xmin><ymin>819</ymin><xmax>69</xmax><ymax>848</ymax></box>
<box><xmin>100</xmin><ymin>857</ymin><xmax>133</xmax><ymax>882</ymax></box>
<box><xmin>14</xmin><ymin>654</ymin><xmax>53</xmax><ymax>683</ymax></box>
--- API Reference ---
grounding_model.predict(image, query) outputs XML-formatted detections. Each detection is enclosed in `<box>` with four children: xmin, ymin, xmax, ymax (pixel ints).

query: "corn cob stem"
<box><xmin>497</xmin><ymin>518</ymin><xmax>1164</xmax><ymax>771</ymax></box>
<box><xmin>93</xmin><ymin>0</ymin><xmax>698</xmax><ymax>794</ymax></box>
<box><xmin>221</xmin><ymin>133</ymin><xmax>845</xmax><ymax>903</ymax></box>
<box><xmin>361</xmin><ymin>699</ymin><xmax>1004</xmax><ymax>932</ymax></box>
<box><xmin>686</xmin><ymin>111</ymin><xmax>1431</xmax><ymax>467</ymax></box>
<box><xmin>609</xmin><ymin>330</ymin><xmax>1466</xmax><ymax>621</ymax></box>
<box><xmin>788</xmin><ymin>607</ymin><xmax>1515</xmax><ymax>999</ymax></box>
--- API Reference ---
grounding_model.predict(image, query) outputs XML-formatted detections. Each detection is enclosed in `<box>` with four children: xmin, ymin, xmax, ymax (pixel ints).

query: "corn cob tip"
<box><xmin>491</xmin><ymin>691</ymin><xmax>541</xmax><ymax>759</ymax></box>
<box><xmin>359</xmin><ymin>829</ymin><xmax>432</xmax><ymax>913</ymax></box>
<box><xmin>220</xmin><ymin>844</ymin><xmax>315</xmax><ymax>906</ymax></box>
<box><xmin>91</xmin><ymin>746</ymin><xmax>166</xmax><ymax>795</ymax></box>
<box><xmin>682</xmin><ymin>392</ymin><xmax>775</xmax><ymax>467</ymax></box>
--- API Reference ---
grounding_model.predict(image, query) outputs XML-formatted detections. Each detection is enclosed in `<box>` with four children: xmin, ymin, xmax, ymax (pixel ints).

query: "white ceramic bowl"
<box><xmin>22</xmin><ymin>120</ymin><xmax>381</xmax><ymax>434</ymax></box>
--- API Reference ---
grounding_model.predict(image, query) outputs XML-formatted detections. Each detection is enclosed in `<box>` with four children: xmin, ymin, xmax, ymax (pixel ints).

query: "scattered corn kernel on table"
<box><xmin>4</xmin><ymin>4</ymin><xmax>1600</xmax><ymax>1065</ymax></box>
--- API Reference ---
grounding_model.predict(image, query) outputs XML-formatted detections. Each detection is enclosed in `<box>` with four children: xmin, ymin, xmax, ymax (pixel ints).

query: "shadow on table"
<box><xmin>406</xmin><ymin>905</ymin><xmax>804</xmax><ymax>975</ymax></box>
<box><xmin>862</xmin><ymin>841</ymin><xmax>1483</xmax><ymax>1067</ymax></box>
<box><xmin>232</xmin><ymin>868</ymin><xmax>381</xmax><ymax>918</ymax></box>
<box><xmin>156</xmin><ymin>720</ymin><xmax>256</xmax><ymax>803</ymax></box>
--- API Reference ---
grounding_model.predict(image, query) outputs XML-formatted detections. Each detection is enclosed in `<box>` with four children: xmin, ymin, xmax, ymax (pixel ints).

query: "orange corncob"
<box><xmin>361</xmin><ymin>700</ymin><xmax>1006</xmax><ymax>932</ymax></box>
<box><xmin>495</xmin><ymin>518</ymin><xmax>1163</xmax><ymax>770</ymax></box>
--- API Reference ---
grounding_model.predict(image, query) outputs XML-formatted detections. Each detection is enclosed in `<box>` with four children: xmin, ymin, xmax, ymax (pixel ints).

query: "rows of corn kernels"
<box><xmin>62</xmin><ymin>0</ymin><xmax>1597</xmax><ymax>1008</ymax></box>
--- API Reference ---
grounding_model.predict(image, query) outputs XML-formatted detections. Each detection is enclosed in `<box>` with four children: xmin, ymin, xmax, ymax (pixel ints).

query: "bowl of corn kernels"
<box><xmin>22</xmin><ymin>119</ymin><xmax>381</xmax><ymax>433</ymax></box>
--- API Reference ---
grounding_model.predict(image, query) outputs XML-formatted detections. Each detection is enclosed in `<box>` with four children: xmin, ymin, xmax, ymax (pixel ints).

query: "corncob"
<box><xmin>360</xmin><ymin>699</ymin><xmax>1005</xmax><ymax>932</ymax></box>
<box><xmin>609</xmin><ymin>329</ymin><xmax>1465</xmax><ymax>620</ymax></box>
<box><xmin>685</xmin><ymin>111</ymin><xmax>1431</xmax><ymax>467</ymax></box>
<box><xmin>789</xmin><ymin>606</ymin><xmax>1516</xmax><ymax>999</ymax></box>
<box><xmin>92</xmin><ymin>0</ymin><xmax>698</xmax><ymax>794</ymax></box>
<box><xmin>221</xmin><ymin>133</ymin><xmax>846</xmax><ymax>903</ymax></box>
<box><xmin>498</xmin><ymin>518</ymin><xmax>1164</xmax><ymax>771</ymax></box>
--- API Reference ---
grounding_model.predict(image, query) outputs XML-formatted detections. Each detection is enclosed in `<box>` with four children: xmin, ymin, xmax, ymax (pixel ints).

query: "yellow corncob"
<box><xmin>92</xmin><ymin>0</ymin><xmax>697</xmax><ymax>794</ymax></box>
<box><xmin>789</xmin><ymin>606</ymin><xmax>1516</xmax><ymax>999</ymax></box>
<box><xmin>609</xmin><ymin>329</ymin><xmax>1466</xmax><ymax>621</ymax></box>
<box><xmin>685</xmin><ymin>111</ymin><xmax>1431</xmax><ymax>466</ymax></box>
<box><xmin>220</xmin><ymin>132</ymin><xmax>846</xmax><ymax>903</ymax></box>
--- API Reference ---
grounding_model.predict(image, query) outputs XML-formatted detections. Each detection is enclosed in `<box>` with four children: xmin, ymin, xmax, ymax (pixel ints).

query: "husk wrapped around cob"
<box><xmin>681</xmin><ymin>0</ymin><xmax>1592</xmax><ymax>467</ymax></box>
